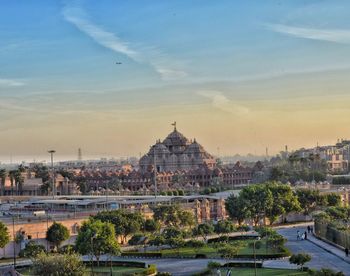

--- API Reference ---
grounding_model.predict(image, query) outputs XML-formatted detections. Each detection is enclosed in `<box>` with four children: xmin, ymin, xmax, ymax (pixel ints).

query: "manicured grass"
<box><xmin>157</xmin><ymin>239</ymin><xmax>281</xmax><ymax>257</ymax></box>
<box><xmin>218</xmin><ymin>268</ymin><xmax>308</xmax><ymax>276</ymax></box>
<box><xmin>17</xmin><ymin>265</ymin><xmax>148</xmax><ymax>275</ymax></box>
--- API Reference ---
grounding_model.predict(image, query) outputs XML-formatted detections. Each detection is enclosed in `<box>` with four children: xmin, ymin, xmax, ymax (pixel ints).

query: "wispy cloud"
<box><xmin>62</xmin><ymin>1</ymin><xmax>186</xmax><ymax>80</ymax></box>
<box><xmin>0</xmin><ymin>78</ymin><xmax>25</xmax><ymax>87</ymax></box>
<box><xmin>265</xmin><ymin>23</ymin><xmax>350</xmax><ymax>44</ymax></box>
<box><xmin>197</xmin><ymin>90</ymin><xmax>249</xmax><ymax>116</ymax></box>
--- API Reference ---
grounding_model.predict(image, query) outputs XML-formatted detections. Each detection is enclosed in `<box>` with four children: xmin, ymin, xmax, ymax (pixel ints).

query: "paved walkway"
<box><xmin>277</xmin><ymin>227</ymin><xmax>350</xmax><ymax>275</ymax></box>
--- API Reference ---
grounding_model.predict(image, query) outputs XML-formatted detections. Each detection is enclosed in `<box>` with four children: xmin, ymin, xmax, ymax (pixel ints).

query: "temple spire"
<box><xmin>171</xmin><ymin>121</ymin><xmax>177</xmax><ymax>131</ymax></box>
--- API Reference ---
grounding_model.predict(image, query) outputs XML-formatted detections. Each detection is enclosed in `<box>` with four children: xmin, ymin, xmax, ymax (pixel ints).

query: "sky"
<box><xmin>1</xmin><ymin>0</ymin><xmax>350</xmax><ymax>162</ymax></box>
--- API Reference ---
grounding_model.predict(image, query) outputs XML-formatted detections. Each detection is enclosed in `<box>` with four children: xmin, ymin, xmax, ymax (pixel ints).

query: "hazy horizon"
<box><xmin>1</xmin><ymin>0</ymin><xmax>350</xmax><ymax>159</ymax></box>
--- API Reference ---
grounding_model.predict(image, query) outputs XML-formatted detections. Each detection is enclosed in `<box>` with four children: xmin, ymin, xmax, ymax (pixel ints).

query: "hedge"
<box><xmin>121</xmin><ymin>252</ymin><xmax>162</xmax><ymax>258</ymax></box>
<box><xmin>221</xmin><ymin>262</ymin><xmax>263</xmax><ymax>268</ymax></box>
<box><xmin>208</xmin><ymin>235</ymin><xmax>258</xmax><ymax>243</ymax></box>
<box><xmin>84</xmin><ymin>260</ymin><xmax>147</xmax><ymax>268</ymax></box>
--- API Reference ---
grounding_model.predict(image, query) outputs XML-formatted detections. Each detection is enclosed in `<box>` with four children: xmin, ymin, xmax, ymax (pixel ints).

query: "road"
<box><xmin>277</xmin><ymin>227</ymin><xmax>350</xmax><ymax>275</ymax></box>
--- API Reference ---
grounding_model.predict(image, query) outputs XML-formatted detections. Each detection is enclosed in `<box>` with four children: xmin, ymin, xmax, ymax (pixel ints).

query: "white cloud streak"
<box><xmin>0</xmin><ymin>78</ymin><xmax>25</xmax><ymax>87</ymax></box>
<box><xmin>197</xmin><ymin>90</ymin><xmax>249</xmax><ymax>116</ymax></box>
<box><xmin>265</xmin><ymin>23</ymin><xmax>350</xmax><ymax>44</ymax></box>
<box><xmin>62</xmin><ymin>1</ymin><xmax>186</xmax><ymax>80</ymax></box>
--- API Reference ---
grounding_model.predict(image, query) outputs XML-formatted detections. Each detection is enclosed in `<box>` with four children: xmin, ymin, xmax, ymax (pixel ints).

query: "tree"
<box><xmin>32</xmin><ymin>252</ymin><xmax>85</xmax><ymax>276</ymax></box>
<box><xmin>144</xmin><ymin>219</ymin><xmax>160</xmax><ymax>233</ymax></box>
<box><xmin>75</xmin><ymin>219</ymin><xmax>120</xmax><ymax>266</ymax></box>
<box><xmin>296</xmin><ymin>189</ymin><xmax>320</xmax><ymax>215</ymax></box>
<box><xmin>265</xmin><ymin>182</ymin><xmax>301</xmax><ymax>225</ymax></box>
<box><xmin>325</xmin><ymin>206</ymin><xmax>348</xmax><ymax>220</ymax></box>
<box><xmin>0</xmin><ymin>169</ymin><xmax>6</xmax><ymax>196</ymax></box>
<box><xmin>94</xmin><ymin>210</ymin><xmax>144</xmax><ymax>243</ymax></box>
<box><xmin>217</xmin><ymin>242</ymin><xmax>242</xmax><ymax>259</ymax></box>
<box><xmin>161</xmin><ymin>227</ymin><xmax>185</xmax><ymax>252</ymax></box>
<box><xmin>214</xmin><ymin>220</ymin><xmax>236</xmax><ymax>235</ymax></box>
<box><xmin>33</xmin><ymin>165</ymin><xmax>51</xmax><ymax>195</ymax></box>
<box><xmin>179</xmin><ymin>210</ymin><xmax>195</xmax><ymax>229</ymax></box>
<box><xmin>152</xmin><ymin>204</ymin><xmax>194</xmax><ymax>228</ymax></box>
<box><xmin>289</xmin><ymin>253</ymin><xmax>311</xmax><ymax>270</ymax></box>
<box><xmin>186</xmin><ymin>239</ymin><xmax>205</xmax><ymax>254</ymax></box>
<box><xmin>326</xmin><ymin>193</ymin><xmax>341</xmax><ymax>207</ymax></box>
<box><xmin>0</xmin><ymin>222</ymin><xmax>10</xmax><ymax>249</ymax></box>
<box><xmin>19</xmin><ymin>241</ymin><xmax>46</xmax><ymax>258</ymax></box>
<box><xmin>225</xmin><ymin>194</ymin><xmax>248</xmax><ymax>225</ymax></box>
<box><xmin>193</xmin><ymin>223</ymin><xmax>214</xmax><ymax>241</ymax></box>
<box><xmin>239</xmin><ymin>184</ymin><xmax>273</xmax><ymax>225</ymax></box>
<box><xmin>14</xmin><ymin>169</ymin><xmax>24</xmax><ymax>195</ymax></box>
<box><xmin>46</xmin><ymin>222</ymin><xmax>69</xmax><ymax>250</ymax></box>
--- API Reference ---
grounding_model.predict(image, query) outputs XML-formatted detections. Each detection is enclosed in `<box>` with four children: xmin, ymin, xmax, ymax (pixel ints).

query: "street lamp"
<box><xmin>90</xmin><ymin>233</ymin><xmax>98</xmax><ymax>276</ymax></box>
<box><xmin>12</xmin><ymin>216</ymin><xmax>16</xmax><ymax>268</ymax></box>
<box><xmin>48</xmin><ymin>150</ymin><xmax>56</xmax><ymax>199</ymax></box>
<box><xmin>253</xmin><ymin>237</ymin><xmax>261</xmax><ymax>276</ymax></box>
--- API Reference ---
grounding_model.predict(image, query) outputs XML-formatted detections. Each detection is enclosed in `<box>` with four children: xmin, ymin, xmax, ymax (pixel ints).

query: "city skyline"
<box><xmin>2</xmin><ymin>0</ymin><xmax>350</xmax><ymax>160</ymax></box>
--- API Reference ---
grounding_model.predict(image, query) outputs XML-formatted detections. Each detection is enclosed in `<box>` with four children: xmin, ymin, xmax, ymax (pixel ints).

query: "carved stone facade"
<box><xmin>139</xmin><ymin>126</ymin><xmax>216</xmax><ymax>173</ymax></box>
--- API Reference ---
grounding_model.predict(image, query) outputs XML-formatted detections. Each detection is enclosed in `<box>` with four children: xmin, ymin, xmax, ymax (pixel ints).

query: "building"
<box><xmin>139</xmin><ymin>124</ymin><xmax>216</xmax><ymax>173</ymax></box>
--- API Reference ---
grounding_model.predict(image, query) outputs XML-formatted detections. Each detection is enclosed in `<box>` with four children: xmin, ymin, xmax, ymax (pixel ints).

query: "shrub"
<box><xmin>254</xmin><ymin>226</ymin><xmax>276</xmax><ymax>238</ymax></box>
<box><xmin>178</xmin><ymin>190</ymin><xmax>184</xmax><ymax>196</ymax></box>
<box><xmin>166</xmin><ymin>191</ymin><xmax>173</xmax><ymax>196</ymax></box>
<box><xmin>32</xmin><ymin>253</ymin><xmax>85</xmax><ymax>276</ymax></box>
<box><xmin>195</xmin><ymin>254</ymin><xmax>207</xmax><ymax>258</ymax></box>
<box><xmin>145</xmin><ymin>264</ymin><xmax>157</xmax><ymax>275</ymax></box>
<box><xmin>237</xmin><ymin>225</ymin><xmax>250</xmax><ymax>232</ymax></box>
<box><xmin>121</xmin><ymin>252</ymin><xmax>162</xmax><ymax>258</ymax></box>
<box><xmin>289</xmin><ymin>253</ymin><xmax>311</xmax><ymax>270</ymax></box>
<box><xmin>19</xmin><ymin>241</ymin><xmax>46</xmax><ymax>258</ymax></box>
<box><xmin>207</xmin><ymin>261</ymin><xmax>221</xmax><ymax>269</ymax></box>
<box><xmin>58</xmin><ymin>244</ymin><xmax>76</xmax><ymax>254</ymax></box>
<box><xmin>128</xmin><ymin>233</ymin><xmax>145</xmax><ymax>246</ymax></box>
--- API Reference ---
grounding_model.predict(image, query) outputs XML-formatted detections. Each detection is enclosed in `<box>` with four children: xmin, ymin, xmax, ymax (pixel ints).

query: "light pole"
<box><xmin>254</xmin><ymin>237</ymin><xmax>261</xmax><ymax>276</ymax></box>
<box><xmin>153</xmin><ymin>148</ymin><xmax>157</xmax><ymax>198</ymax></box>
<box><xmin>48</xmin><ymin>150</ymin><xmax>56</xmax><ymax>198</ymax></box>
<box><xmin>12</xmin><ymin>216</ymin><xmax>16</xmax><ymax>268</ymax></box>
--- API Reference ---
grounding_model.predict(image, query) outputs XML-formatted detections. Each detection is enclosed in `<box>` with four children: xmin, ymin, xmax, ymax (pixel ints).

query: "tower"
<box><xmin>78</xmin><ymin>148</ymin><xmax>82</xmax><ymax>161</ymax></box>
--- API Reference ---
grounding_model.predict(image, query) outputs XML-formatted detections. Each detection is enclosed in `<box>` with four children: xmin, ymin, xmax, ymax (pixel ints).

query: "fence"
<box><xmin>314</xmin><ymin>219</ymin><xmax>350</xmax><ymax>249</ymax></box>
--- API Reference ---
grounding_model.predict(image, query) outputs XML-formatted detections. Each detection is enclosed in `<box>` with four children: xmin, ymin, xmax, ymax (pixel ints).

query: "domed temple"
<box><xmin>139</xmin><ymin>124</ymin><xmax>216</xmax><ymax>172</ymax></box>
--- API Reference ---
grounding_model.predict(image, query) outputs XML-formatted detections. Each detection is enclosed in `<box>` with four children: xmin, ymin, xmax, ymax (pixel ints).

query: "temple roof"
<box><xmin>163</xmin><ymin>128</ymin><xmax>190</xmax><ymax>147</ymax></box>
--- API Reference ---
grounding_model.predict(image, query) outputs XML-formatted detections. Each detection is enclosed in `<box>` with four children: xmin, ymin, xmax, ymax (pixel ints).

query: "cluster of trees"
<box><xmin>226</xmin><ymin>182</ymin><xmax>301</xmax><ymax>225</ymax></box>
<box><xmin>269</xmin><ymin>153</ymin><xmax>327</xmax><ymax>183</ymax></box>
<box><xmin>225</xmin><ymin>182</ymin><xmax>342</xmax><ymax>225</ymax></box>
<box><xmin>0</xmin><ymin>165</ymin><xmax>25</xmax><ymax>196</ymax></box>
<box><xmin>295</xmin><ymin>189</ymin><xmax>341</xmax><ymax>215</ymax></box>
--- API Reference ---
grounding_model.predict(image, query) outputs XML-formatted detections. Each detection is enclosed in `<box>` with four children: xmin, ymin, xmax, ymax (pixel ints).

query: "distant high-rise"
<box><xmin>78</xmin><ymin>148</ymin><xmax>82</xmax><ymax>161</ymax></box>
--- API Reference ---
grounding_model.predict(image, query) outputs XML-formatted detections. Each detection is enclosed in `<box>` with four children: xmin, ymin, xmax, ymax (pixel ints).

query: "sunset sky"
<box><xmin>1</xmin><ymin>0</ymin><xmax>350</xmax><ymax>162</ymax></box>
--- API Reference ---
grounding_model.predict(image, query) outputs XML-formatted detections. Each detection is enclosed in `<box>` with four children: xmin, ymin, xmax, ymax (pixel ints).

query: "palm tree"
<box><xmin>8</xmin><ymin>170</ymin><xmax>16</xmax><ymax>196</ymax></box>
<box><xmin>0</xmin><ymin>169</ymin><xmax>6</xmax><ymax>196</ymax></box>
<box><xmin>14</xmin><ymin>169</ymin><xmax>24</xmax><ymax>196</ymax></box>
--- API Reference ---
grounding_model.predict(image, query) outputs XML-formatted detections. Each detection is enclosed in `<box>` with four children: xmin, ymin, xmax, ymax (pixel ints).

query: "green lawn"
<box><xmin>157</xmin><ymin>239</ymin><xmax>281</xmax><ymax>258</ymax></box>
<box><xmin>212</xmin><ymin>268</ymin><xmax>308</xmax><ymax>276</ymax></box>
<box><xmin>17</xmin><ymin>266</ymin><xmax>148</xmax><ymax>276</ymax></box>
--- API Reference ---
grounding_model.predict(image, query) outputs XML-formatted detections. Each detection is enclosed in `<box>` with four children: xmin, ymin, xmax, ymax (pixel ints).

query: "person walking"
<box><xmin>297</xmin><ymin>230</ymin><xmax>300</xmax><ymax>240</ymax></box>
<box><xmin>307</xmin><ymin>225</ymin><xmax>311</xmax><ymax>233</ymax></box>
<box><xmin>345</xmin><ymin>248</ymin><xmax>349</xmax><ymax>257</ymax></box>
<box><xmin>226</xmin><ymin>268</ymin><xmax>232</xmax><ymax>276</ymax></box>
<box><xmin>216</xmin><ymin>268</ymin><xmax>221</xmax><ymax>276</ymax></box>
<box><xmin>304</xmin><ymin>231</ymin><xmax>308</xmax><ymax>240</ymax></box>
